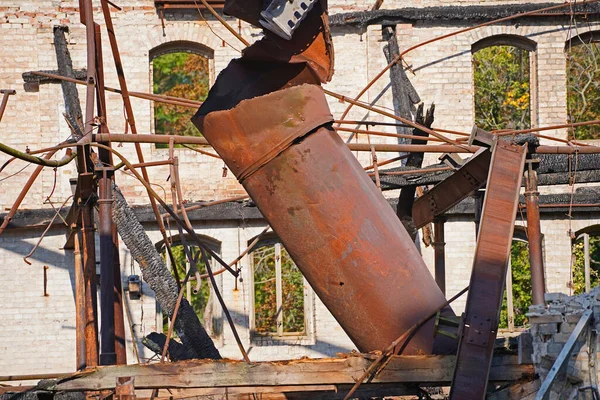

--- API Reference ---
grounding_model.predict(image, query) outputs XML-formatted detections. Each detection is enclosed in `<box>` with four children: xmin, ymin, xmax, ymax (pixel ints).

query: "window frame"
<box><xmin>148</xmin><ymin>41</ymin><xmax>215</xmax><ymax>146</ymax></box>
<box><xmin>249</xmin><ymin>237</ymin><xmax>315</xmax><ymax>345</ymax></box>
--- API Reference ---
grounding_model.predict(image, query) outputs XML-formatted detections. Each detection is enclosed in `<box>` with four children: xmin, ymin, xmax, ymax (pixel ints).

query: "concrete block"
<box><xmin>538</xmin><ymin>323</ymin><xmax>559</xmax><ymax>335</ymax></box>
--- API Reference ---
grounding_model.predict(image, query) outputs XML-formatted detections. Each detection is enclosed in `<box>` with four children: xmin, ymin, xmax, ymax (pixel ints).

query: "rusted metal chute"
<box><xmin>193</xmin><ymin>0</ymin><xmax>456</xmax><ymax>354</ymax></box>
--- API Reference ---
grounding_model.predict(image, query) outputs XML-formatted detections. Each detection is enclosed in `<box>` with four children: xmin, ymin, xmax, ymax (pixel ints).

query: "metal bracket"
<box><xmin>260</xmin><ymin>0</ymin><xmax>318</xmax><ymax>40</ymax></box>
<box><xmin>464</xmin><ymin>315</ymin><xmax>494</xmax><ymax>348</ymax></box>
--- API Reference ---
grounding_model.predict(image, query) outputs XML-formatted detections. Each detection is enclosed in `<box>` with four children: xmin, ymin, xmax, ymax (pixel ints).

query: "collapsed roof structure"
<box><xmin>1</xmin><ymin>0</ymin><xmax>600</xmax><ymax>399</ymax></box>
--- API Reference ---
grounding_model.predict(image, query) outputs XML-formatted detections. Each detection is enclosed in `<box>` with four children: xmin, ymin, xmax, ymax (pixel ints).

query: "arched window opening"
<box><xmin>571</xmin><ymin>226</ymin><xmax>600</xmax><ymax>294</ymax></box>
<box><xmin>472</xmin><ymin>36</ymin><xmax>536</xmax><ymax>132</ymax></box>
<box><xmin>251</xmin><ymin>238</ymin><xmax>307</xmax><ymax>338</ymax></box>
<box><xmin>566</xmin><ymin>32</ymin><xmax>600</xmax><ymax>140</ymax></box>
<box><xmin>157</xmin><ymin>235</ymin><xmax>222</xmax><ymax>338</ymax></box>
<box><xmin>150</xmin><ymin>41</ymin><xmax>212</xmax><ymax>148</ymax></box>
<box><xmin>499</xmin><ymin>226</ymin><xmax>537</xmax><ymax>331</ymax></box>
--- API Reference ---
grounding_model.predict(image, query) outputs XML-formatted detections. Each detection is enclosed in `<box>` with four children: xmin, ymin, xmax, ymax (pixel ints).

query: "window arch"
<box><xmin>150</xmin><ymin>41</ymin><xmax>214</xmax><ymax>146</ymax></box>
<box><xmin>249</xmin><ymin>232</ymin><xmax>313</xmax><ymax>342</ymax></box>
<box><xmin>565</xmin><ymin>31</ymin><xmax>600</xmax><ymax>140</ymax></box>
<box><xmin>472</xmin><ymin>35</ymin><xmax>538</xmax><ymax>132</ymax></box>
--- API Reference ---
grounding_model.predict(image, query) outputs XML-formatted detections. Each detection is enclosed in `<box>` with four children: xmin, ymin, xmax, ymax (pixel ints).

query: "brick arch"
<box><xmin>565</xmin><ymin>30</ymin><xmax>600</xmax><ymax>50</ymax></box>
<box><xmin>149</xmin><ymin>40</ymin><xmax>215</xmax><ymax>61</ymax></box>
<box><xmin>145</xmin><ymin>23</ymin><xmax>222</xmax><ymax>55</ymax></box>
<box><xmin>574</xmin><ymin>224</ymin><xmax>600</xmax><ymax>238</ymax></box>
<box><xmin>472</xmin><ymin>34</ymin><xmax>537</xmax><ymax>54</ymax></box>
<box><xmin>155</xmin><ymin>233</ymin><xmax>222</xmax><ymax>255</ymax></box>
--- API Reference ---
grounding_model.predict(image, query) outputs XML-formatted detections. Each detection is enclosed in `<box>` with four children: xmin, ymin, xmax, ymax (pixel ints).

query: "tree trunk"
<box><xmin>112</xmin><ymin>183</ymin><xmax>221</xmax><ymax>360</ymax></box>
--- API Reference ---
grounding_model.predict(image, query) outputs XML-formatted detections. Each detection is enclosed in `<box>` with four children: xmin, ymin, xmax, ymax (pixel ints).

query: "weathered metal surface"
<box><xmin>524</xmin><ymin>161</ymin><xmax>546</xmax><ymax>305</ymax></box>
<box><xmin>449</xmin><ymin>141</ymin><xmax>527</xmax><ymax>400</ymax></box>
<box><xmin>413</xmin><ymin>148</ymin><xmax>492</xmax><ymax>229</ymax></box>
<box><xmin>226</xmin><ymin>0</ymin><xmax>334</xmax><ymax>83</ymax></box>
<box><xmin>81</xmin><ymin>193</ymin><xmax>99</xmax><ymax>368</ymax></box>
<box><xmin>196</xmin><ymin>84</ymin><xmax>454</xmax><ymax>354</ymax></box>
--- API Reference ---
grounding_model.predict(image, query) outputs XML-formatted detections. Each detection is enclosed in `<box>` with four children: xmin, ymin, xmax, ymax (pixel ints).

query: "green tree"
<box><xmin>162</xmin><ymin>245</ymin><xmax>211</xmax><ymax>334</ymax></box>
<box><xmin>473</xmin><ymin>45</ymin><xmax>531</xmax><ymax>131</ymax></box>
<box><xmin>253</xmin><ymin>244</ymin><xmax>305</xmax><ymax>334</ymax></box>
<box><xmin>499</xmin><ymin>241</ymin><xmax>532</xmax><ymax>328</ymax></box>
<box><xmin>572</xmin><ymin>235</ymin><xmax>600</xmax><ymax>294</ymax></box>
<box><xmin>567</xmin><ymin>42</ymin><xmax>600</xmax><ymax>140</ymax></box>
<box><xmin>153</xmin><ymin>52</ymin><xmax>209</xmax><ymax>147</ymax></box>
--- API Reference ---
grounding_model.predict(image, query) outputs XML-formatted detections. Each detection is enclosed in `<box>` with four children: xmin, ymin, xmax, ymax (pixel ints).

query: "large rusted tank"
<box><xmin>194</xmin><ymin>84</ymin><xmax>454</xmax><ymax>354</ymax></box>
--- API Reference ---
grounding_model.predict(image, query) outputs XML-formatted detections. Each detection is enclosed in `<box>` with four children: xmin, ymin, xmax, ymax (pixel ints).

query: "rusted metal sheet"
<box><xmin>412</xmin><ymin>148</ymin><xmax>491</xmax><ymax>229</ymax></box>
<box><xmin>226</xmin><ymin>0</ymin><xmax>334</xmax><ymax>83</ymax></box>
<box><xmin>196</xmin><ymin>85</ymin><xmax>454</xmax><ymax>354</ymax></box>
<box><xmin>449</xmin><ymin>141</ymin><xmax>527</xmax><ymax>400</ymax></box>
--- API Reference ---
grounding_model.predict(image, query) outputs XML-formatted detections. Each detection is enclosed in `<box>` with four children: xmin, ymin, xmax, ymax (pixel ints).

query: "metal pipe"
<box><xmin>92</xmin><ymin>133</ymin><xmax>481</xmax><ymax>153</ymax></box>
<box><xmin>81</xmin><ymin>197</ymin><xmax>99</xmax><ymax>367</ymax></box>
<box><xmin>525</xmin><ymin>163</ymin><xmax>546</xmax><ymax>305</ymax></box>
<box><xmin>433</xmin><ymin>217</ymin><xmax>446</xmax><ymax>295</ymax></box>
<box><xmin>193</xmin><ymin>85</ymin><xmax>455</xmax><ymax>355</ymax></box>
<box><xmin>74</xmin><ymin>232</ymin><xmax>87</xmax><ymax>370</ymax></box>
<box><xmin>98</xmin><ymin>169</ymin><xmax>116</xmax><ymax>365</ymax></box>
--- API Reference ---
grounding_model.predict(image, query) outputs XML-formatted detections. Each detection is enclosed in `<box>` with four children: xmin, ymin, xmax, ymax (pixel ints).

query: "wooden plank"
<box><xmin>449</xmin><ymin>141</ymin><xmax>528</xmax><ymax>400</ymax></box>
<box><xmin>52</xmin><ymin>355</ymin><xmax>532</xmax><ymax>391</ymax></box>
<box><xmin>412</xmin><ymin>148</ymin><xmax>492</xmax><ymax>229</ymax></box>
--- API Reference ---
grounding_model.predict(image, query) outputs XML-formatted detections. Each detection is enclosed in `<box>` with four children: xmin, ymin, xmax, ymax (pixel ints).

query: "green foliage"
<box><xmin>567</xmin><ymin>42</ymin><xmax>600</xmax><ymax>140</ymax></box>
<box><xmin>152</xmin><ymin>52</ymin><xmax>209</xmax><ymax>147</ymax></box>
<box><xmin>499</xmin><ymin>241</ymin><xmax>532</xmax><ymax>329</ymax></box>
<box><xmin>253</xmin><ymin>244</ymin><xmax>305</xmax><ymax>335</ymax></box>
<box><xmin>572</xmin><ymin>235</ymin><xmax>600</xmax><ymax>295</ymax></box>
<box><xmin>473</xmin><ymin>46</ymin><xmax>531</xmax><ymax>131</ymax></box>
<box><xmin>162</xmin><ymin>245</ymin><xmax>211</xmax><ymax>334</ymax></box>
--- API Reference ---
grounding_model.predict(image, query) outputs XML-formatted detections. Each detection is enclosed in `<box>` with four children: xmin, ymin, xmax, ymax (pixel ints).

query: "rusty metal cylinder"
<box><xmin>197</xmin><ymin>84</ymin><xmax>452</xmax><ymax>354</ymax></box>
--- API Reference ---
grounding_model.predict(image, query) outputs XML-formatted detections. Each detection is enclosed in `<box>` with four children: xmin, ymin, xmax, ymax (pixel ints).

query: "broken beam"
<box><xmin>412</xmin><ymin>148</ymin><xmax>491</xmax><ymax>228</ymax></box>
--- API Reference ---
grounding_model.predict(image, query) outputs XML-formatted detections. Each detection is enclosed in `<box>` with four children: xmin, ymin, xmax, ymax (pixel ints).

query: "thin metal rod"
<box><xmin>197</xmin><ymin>0</ymin><xmax>250</xmax><ymax>47</ymax></box>
<box><xmin>337</xmin><ymin>127</ymin><xmax>446</xmax><ymax>142</ymax></box>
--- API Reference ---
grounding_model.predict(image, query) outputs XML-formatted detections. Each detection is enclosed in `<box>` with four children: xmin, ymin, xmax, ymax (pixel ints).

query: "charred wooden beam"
<box><xmin>329</xmin><ymin>2</ymin><xmax>600</xmax><ymax>28</ymax></box>
<box><xmin>51</xmin><ymin>354</ymin><xmax>532</xmax><ymax>391</ymax></box>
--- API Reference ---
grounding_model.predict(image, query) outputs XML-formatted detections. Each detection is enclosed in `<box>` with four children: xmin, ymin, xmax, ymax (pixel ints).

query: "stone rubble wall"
<box><xmin>529</xmin><ymin>289</ymin><xmax>600</xmax><ymax>399</ymax></box>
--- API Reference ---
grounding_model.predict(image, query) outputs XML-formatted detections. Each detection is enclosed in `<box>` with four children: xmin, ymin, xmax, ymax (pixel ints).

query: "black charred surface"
<box><xmin>330</xmin><ymin>2</ymin><xmax>600</xmax><ymax>28</ymax></box>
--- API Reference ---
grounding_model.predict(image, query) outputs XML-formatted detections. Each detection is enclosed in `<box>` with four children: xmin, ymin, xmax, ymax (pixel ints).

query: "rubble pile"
<box><xmin>528</xmin><ymin>288</ymin><xmax>600</xmax><ymax>398</ymax></box>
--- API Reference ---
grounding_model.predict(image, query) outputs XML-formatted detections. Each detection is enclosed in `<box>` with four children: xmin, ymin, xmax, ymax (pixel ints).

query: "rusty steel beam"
<box><xmin>449</xmin><ymin>141</ymin><xmax>527</xmax><ymax>400</ymax></box>
<box><xmin>412</xmin><ymin>148</ymin><xmax>492</xmax><ymax>229</ymax></box>
<box><xmin>524</xmin><ymin>160</ymin><xmax>546</xmax><ymax>305</ymax></box>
